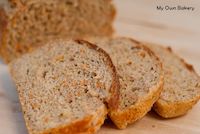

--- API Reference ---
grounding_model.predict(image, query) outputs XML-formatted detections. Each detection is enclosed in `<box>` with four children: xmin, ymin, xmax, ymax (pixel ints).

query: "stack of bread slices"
<box><xmin>8</xmin><ymin>37</ymin><xmax>200</xmax><ymax>134</ymax></box>
<box><xmin>0</xmin><ymin>0</ymin><xmax>200</xmax><ymax>134</ymax></box>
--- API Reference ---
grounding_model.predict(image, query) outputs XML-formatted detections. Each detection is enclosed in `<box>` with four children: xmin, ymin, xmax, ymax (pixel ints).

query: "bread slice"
<box><xmin>90</xmin><ymin>37</ymin><xmax>164</xmax><ymax>129</ymax></box>
<box><xmin>9</xmin><ymin>39</ymin><xmax>119</xmax><ymax>134</ymax></box>
<box><xmin>146</xmin><ymin>44</ymin><xmax>200</xmax><ymax>118</ymax></box>
<box><xmin>0</xmin><ymin>0</ymin><xmax>116</xmax><ymax>63</ymax></box>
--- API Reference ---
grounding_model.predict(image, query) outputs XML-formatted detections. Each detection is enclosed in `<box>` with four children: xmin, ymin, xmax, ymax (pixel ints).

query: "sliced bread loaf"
<box><xmin>147</xmin><ymin>44</ymin><xmax>200</xmax><ymax>118</ymax></box>
<box><xmin>9</xmin><ymin>39</ymin><xmax>119</xmax><ymax>134</ymax></box>
<box><xmin>90</xmin><ymin>37</ymin><xmax>164</xmax><ymax>129</ymax></box>
<box><xmin>0</xmin><ymin>0</ymin><xmax>116</xmax><ymax>63</ymax></box>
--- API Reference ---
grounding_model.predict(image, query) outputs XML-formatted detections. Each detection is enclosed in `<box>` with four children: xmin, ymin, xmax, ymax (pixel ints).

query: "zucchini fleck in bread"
<box><xmin>91</xmin><ymin>37</ymin><xmax>164</xmax><ymax>129</ymax></box>
<box><xmin>9</xmin><ymin>40</ymin><xmax>119</xmax><ymax>134</ymax></box>
<box><xmin>147</xmin><ymin>44</ymin><xmax>200</xmax><ymax>118</ymax></box>
<box><xmin>0</xmin><ymin>0</ymin><xmax>116</xmax><ymax>63</ymax></box>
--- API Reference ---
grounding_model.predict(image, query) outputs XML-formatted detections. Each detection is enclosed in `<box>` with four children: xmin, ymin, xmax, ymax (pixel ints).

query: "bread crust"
<box><xmin>75</xmin><ymin>39</ymin><xmax>120</xmax><ymax>110</ymax></box>
<box><xmin>0</xmin><ymin>7</ymin><xmax>9</xmax><ymax>63</ymax></box>
<box><xmin>9</xmin><ymin>39</ymin><xmax>120</xmax><ymax>134</ymax></box>
<box><xmin>40</xmin><ymin>106</ymin><xmax>107</xmax><ymax>134</ymax></box>
<box><xmin>19</xmin><ymin>95</ymin><xmax>107</xmax><ymax>134</ymax></box>
<box><xmin>15</xmin><ymin>89</ymin><xmax>107</xmax><ymax>134</ymax></box>
<box><xmin>153</xmin><ymin>96</ymin><xmax>200</xmax><ymax>118</ymax></box>
<box><xmin>144</xmin><ymin>42</ymin><xmax>200</xmax><ymax>118</ymax></box>
<box><xmin>109</xmin><ymin>76</ymin><xmax>164</xmax><ymax>129</ymax></box>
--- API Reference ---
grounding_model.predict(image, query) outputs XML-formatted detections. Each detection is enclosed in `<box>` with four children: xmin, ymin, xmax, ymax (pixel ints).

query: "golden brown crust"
<box><xmin>40</xmin><ymin>107</ymin><xmax>107</xmax><ymax>134</ymax></box>
<box><xmin>75</xmin><ymin>39</ymin><xmax>120</xmax><ymax>110</ymax></box>
<box><xmin>0</xmin><ymin>7</ymin><xmax>8</xmax><ymax>63</ymax></box>
<box><xmin>0</xmin><ymin>8</ymin><xmax>7</xmax><ymax>42</ymax></box>
<box><xmin>109</xmin><ymin>76</ymin><xmax>164</xmax><ymax>129</ymax></box>
<box><xmin>153</xmin><ymin>96</ymin><xmax>200</xmax><ymax>118</ymax></box>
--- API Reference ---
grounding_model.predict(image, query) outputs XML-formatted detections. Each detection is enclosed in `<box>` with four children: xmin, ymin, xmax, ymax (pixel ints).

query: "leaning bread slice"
<box><xmin>91</xmin><ymin>37</ymin><xmax>163</xmax><ymax>129</ymax></box>
<box><xmin>9</xmin><ymin>39</ymin><xmax>119</xmax><ymax>134</ymax></box>
<box><xmin>146</xmin><ymin>44</ymin><xmax>200</xmax><ymax>118</ymax></box>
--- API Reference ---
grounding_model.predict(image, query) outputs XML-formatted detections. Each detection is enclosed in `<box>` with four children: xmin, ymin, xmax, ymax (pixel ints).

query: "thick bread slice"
<box><xmin>90</xmin><ymin>37</ymin><xmax>164</xmax><ymax>129</ymax></box>
<box><xmin>0</xmin><ymin>0</ymin><xmax>116</xmax><ymax>63</ymax></box>
<box><xmin>9</xmin><ymin>39</ymin><xmax>119</xmax><ymax>134</ymax></box>
<box><xmin>147</xmin><ymin>44</ymin><xmax>200</xmax><ymax>118</ymax></box>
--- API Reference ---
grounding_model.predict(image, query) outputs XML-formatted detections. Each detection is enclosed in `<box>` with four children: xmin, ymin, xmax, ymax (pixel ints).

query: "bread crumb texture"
<box><xmin>10</xmin><ymin>40</ymin><xmax>118</xmax><ymax>134</ymax></box>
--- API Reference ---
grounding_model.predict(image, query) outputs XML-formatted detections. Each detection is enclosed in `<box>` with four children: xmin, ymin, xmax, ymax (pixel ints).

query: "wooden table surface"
<box><xmin>0</xmin><ymin>0</ymin><xmax>200</xmax><ymax>134</ymax></box>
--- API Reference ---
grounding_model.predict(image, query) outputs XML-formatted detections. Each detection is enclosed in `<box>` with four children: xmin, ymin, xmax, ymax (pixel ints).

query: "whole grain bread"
<box><xmin>90</xmin><ymin>37</ymin><xmax>164</xmax><ymax>129</ymax></box>
<box><xmin>0</xmin><ymin>0</ymin><xmax>116</xmax><ymax>63</ymax></box>
<box><xmin>147</xmin><ymin>44</ymin><xmax>200</xmax><ymax>118</ymax></box>
<box><xmin>9</xmin><ymin>39</ymin><xmax>119</xmax><ymax>134</ymax></box>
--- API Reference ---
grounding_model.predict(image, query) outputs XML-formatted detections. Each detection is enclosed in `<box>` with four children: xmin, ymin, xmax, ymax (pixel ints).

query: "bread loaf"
<box><xmin>0</xmin><ymin>0</ymin><xmax>116</xmax><ymax>63</ymax></box>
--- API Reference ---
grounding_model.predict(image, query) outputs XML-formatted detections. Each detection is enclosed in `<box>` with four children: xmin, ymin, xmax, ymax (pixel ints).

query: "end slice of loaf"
<box><xmin>90</xmin><ymin>37</ymin><xmax>164</xmax><ymax>129</ymax></box>
<box><xmin>0</xmin><ymin>0</ymin><xmax>116</xmax><ymax>63</ymax></box>
<box><xmin>147</xmin><ymin>44</ymin><xmax>200</xmax><ymax>118</ymax></box>
<box><xmin>9</xmin><ymin>39</ymin><xmax>119</xmax><ymax>134</ymax></box>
